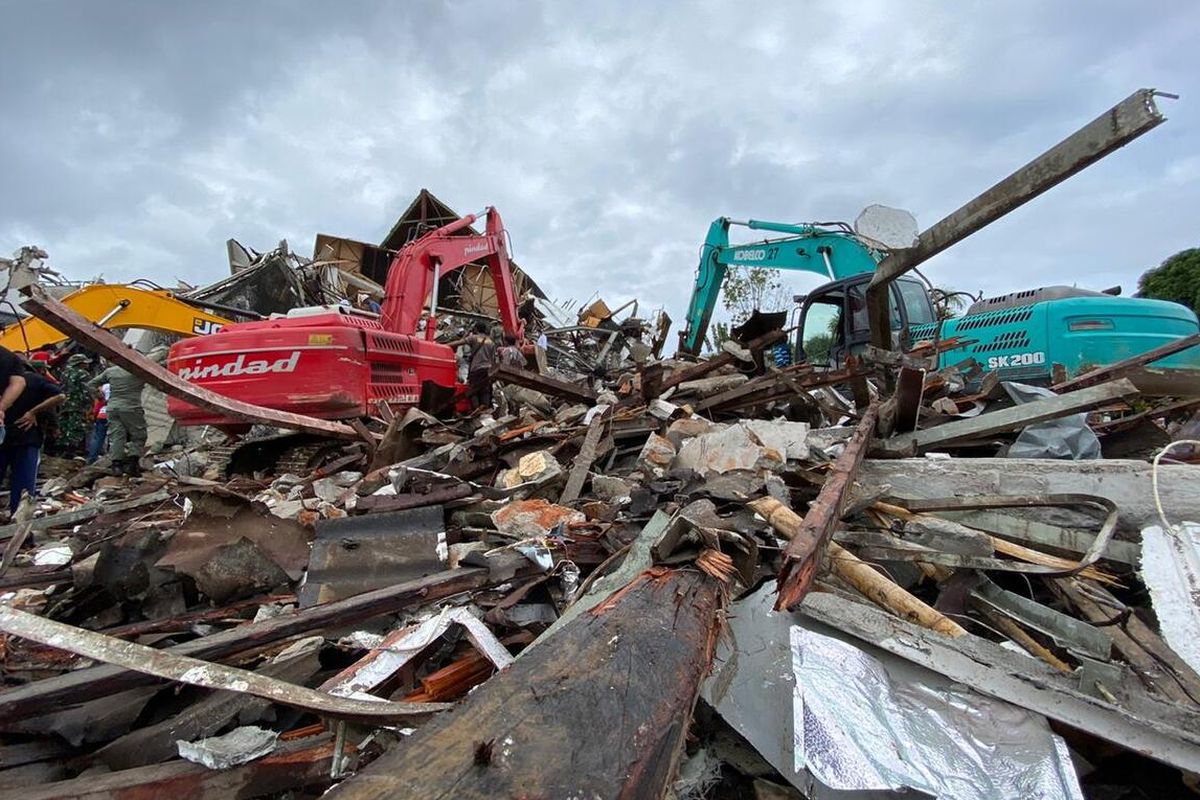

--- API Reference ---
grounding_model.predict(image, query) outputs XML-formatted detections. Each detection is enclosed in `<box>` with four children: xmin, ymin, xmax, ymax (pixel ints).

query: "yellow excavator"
<box><xmin>0</xmin><ymin>282</ymin><xmax>242</xmax><ymax>353</ymax></box>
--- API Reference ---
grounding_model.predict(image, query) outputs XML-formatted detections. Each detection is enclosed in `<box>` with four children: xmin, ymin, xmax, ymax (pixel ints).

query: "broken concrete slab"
<box><xmin>674</xmin><ymin>421</ymin><xmax>785</xmax><ymax>476</ymax></box>
<box><xmin>637</xmin><ymin>432</ymin><xmax>676</xmax><ymax>478</ymax></box>
<box><xmin>857</xmin><ymin>458</ymin><xmax>1200</xmax><ymax>533</ymax></box>
<box><xmin>491</xmin><ymin>499</ymin><xmax>584</xmax><ymax>538</ymax></box>
<box><xmin>177</xmin><ymin>725</ymin><xmax>279</xmax><ymax>770</ymax></box>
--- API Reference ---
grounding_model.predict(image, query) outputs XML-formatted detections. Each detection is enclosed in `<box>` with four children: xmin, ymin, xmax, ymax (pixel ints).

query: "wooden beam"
<box><xmin>659</xmin><ymin>329</ymin><xmax>785</xmax><ymax>392</ymax></box>
<box><xmin>874</xmin><ymin>378</ymin><xmax>1139</xmax><ymax>455</ymax></box>
<box><xmin>0</xmin><ymin>568</ymin><xmax>490</xmax><ymax>723</ymax></box>
<box><xmin>559</xmin><ymin>413</ymin><xmax>606</xmax><ymax>504</ymax></box>
<box><xmin>20</xmin><ymin>285</ymin><xmax>360</xmax><ymax>439</ymax></box>
<box><xmin>325</xmin><ymin>568</ymin><xmax>723</xmax><ymax>800</ymax></box>
<box><xmin>0</xmin><ymin>605</ymin><xmax>447</xmax><ymax>722</ymax></box>
<box><xmin>867</xmin><ymin>89</ymin><xmax>1167</xmax><ymax>353</ymax></box>
<box><xmin>491</xmin><ymin>363</ymin><xmax>597</xmax><ymax>404</ymax></box>
<box><xmin>0</xmin><ymin>489</ymin><xmax>173</xmax><ymax>542</ymax></box>
<box><xmin>0</xmin><ymin>737</ymin><xmax>338</xmax><ymax>800</ymax></box>
<box><xmin>765</xmin><ymin>401</ymin><xmax>878</xmax><ymax>611</ymax></box>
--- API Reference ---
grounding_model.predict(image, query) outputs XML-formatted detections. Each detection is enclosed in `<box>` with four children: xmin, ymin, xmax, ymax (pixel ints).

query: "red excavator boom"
<box><xmin>167</xmin><ymin>207</ymin><xmax>524</xmax><ymax>427</ymax></box>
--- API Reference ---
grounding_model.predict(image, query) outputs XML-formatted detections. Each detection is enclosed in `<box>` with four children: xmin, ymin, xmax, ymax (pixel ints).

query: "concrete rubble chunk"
<box><xmin>665</xmin><ymin>416</ymin><xmax>715</xmax><ymax>449</ymax></box>
<box><xmin>498</xmin><ymin>450</ymin><xmax>563</xmax><ymax>488</ymax></box>
<box><xmin>673</xmin><ymin>421</ymin><xmax>790</xmax><ymax>476</ymax></box>
<box><xmin>592</xmin><ymin>475</ymin><xmax>633</xmax><ymax>502</ymax></box>
<box><xmin>491</xmin><ymin>498</ymin><xmax>585</xmax><ymax>538</ymax></box>
<box><xmin>176</xmin><ymin>725</ymin><xmax>279</xmax><ymax>769</ymax></box>
<box><xmin>638</xmin><ymin>433</ymin><xmax>677</xmax><ymax>478</ymax></box>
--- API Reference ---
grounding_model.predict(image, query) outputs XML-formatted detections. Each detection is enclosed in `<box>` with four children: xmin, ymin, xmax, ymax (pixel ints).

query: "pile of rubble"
<box><xmin>0</xmin><ymin>295</ymin><xmax>1197</xmax><ymax>800</ymax></box>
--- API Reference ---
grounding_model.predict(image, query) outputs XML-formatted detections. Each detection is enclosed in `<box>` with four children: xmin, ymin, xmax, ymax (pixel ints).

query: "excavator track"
<box><xmin>211</xmin><ymin>432</ymin><xmax>348</xmax><ymax>477</ymax></box>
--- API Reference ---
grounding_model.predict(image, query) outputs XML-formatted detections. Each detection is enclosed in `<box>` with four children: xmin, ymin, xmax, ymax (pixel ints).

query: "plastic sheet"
<box><xmin>791</xmin><ymin>627</ymin><xmax>1083</xmax><ymax>800</ymax></box>
<box><xmin>1002</xmin><ymin>382</ymin><xmax>1100</xmax><ymax>459</ymax></box>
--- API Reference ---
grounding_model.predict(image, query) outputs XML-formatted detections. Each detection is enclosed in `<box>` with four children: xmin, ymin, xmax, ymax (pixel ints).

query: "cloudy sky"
<box><xmin>2</xmin><ymin>1</ymin><xmax>1197</xmax><ymax>331</ymax></box>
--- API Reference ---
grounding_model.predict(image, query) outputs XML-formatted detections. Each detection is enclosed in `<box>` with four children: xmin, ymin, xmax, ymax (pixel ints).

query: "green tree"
<box><xmin>720</xmin><ymin>267</ymin><xmax>791</xmax><ymax>324</ymax></box>
<box><xmin>705</xmin><ymin>321</ymin><xmax>733</xmax><ymax>354</ymax></box>
<box><xmin>1137</xmin><ymin>248</ymin><xmax>1200</xmax><ymax>313</ymax></box>
<box><xmin>928</xmin><ymin>286</ymin><xmax>974</xmax><ymax>320</ymax></box>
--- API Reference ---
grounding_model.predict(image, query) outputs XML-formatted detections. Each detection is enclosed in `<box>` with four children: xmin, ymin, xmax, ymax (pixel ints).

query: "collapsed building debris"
<box><xmin>1</xmin><ymin>87</ymin><xmax>1199</xmax><ymax>800</ymax></box>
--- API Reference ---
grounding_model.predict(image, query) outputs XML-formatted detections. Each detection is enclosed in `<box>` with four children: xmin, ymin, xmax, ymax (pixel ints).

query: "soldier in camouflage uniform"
<box><xmin>57</xmin><ymin>353</ymin><xmax>93</xmax><ymax>457</ymax></box>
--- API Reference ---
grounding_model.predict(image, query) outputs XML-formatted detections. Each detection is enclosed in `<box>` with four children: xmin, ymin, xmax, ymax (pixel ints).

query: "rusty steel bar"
<box><xmin>20</xmin><ymin>285</ymin><xmax>360</xmax><ymax>439</ymax></box>
<box><xmin>772</xmin><ymin>400</ymin><xmax>879</xmax><ymax>610</ymax></box>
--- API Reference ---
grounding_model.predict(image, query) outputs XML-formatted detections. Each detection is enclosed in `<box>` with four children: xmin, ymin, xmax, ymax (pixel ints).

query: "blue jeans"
<box><xmin>87</xmin><ymin>419</ymin><xmax>108</xmax><ymax>464</ymax></box>
<box><xmin>0</xmin><ymin>445</ymin><xmax>41</xmax><ymax>514</ymax></box>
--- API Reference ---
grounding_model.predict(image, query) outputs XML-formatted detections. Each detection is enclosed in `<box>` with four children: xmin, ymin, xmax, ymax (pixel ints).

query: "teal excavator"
<box><xmin>678</xmin><ymin>89</ymin><xmax>1200</xmax><ymax>383</ymax></box>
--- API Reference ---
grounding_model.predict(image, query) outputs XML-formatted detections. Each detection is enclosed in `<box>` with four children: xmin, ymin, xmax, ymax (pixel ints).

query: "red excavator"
<box><xmin>167</xmin><ymin>206</ymin><xmax>524</xmax><ymax>427</ymax></box>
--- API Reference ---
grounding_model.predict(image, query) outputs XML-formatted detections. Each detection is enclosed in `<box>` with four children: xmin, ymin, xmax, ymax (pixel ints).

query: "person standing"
<box><xmin>88</xmin><ymin>361</ymin><xmax>149</xmax><ymax>476</ymax></box>
<box><xmin>87</xmin><ymin>382</ymin><xmax>110</xmax><ymax>464</ymax></box>
<box><xmin>57</xmin><ymin>353</ymin><xmax>93</xmax><ymax>456</ymax></box>
<box><xmin>0</xmin><ymin>346</ymin><xmax>28</xmax><ymax>447</ymax></box>
<box><xmin>0</xmin><ymin>370</ymin><xmax>64</xmax><ymax>514</ymax></box>
<box><xmin>448</xmin><ymin>321</ymin><xmax>496</xmax><ymax>411</ymax></box>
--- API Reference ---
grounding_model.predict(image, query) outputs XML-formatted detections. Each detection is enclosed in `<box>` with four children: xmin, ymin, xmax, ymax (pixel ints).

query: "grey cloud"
<box><xmin>1</xmin><ymin>0</ymin><xmax>1197</xmax><ymax>329</ymax></box>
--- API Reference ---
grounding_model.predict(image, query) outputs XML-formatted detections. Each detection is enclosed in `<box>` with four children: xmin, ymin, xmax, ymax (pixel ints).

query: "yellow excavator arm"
<box><xmin>0</xmin><ymin>284</ymin><xmax>233</xmax><ymax>352</ymax></box>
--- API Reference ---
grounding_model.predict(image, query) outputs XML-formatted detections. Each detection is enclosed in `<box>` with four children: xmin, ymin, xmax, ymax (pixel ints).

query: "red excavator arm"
<box><xmin>381</xmin><ymin>206</ymin><xmax>524</xmax><ymax>340</ymax></box>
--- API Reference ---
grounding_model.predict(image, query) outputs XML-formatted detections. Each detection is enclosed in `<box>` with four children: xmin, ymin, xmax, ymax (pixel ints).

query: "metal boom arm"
<box><xmin>380</xmin><ymin>207</ymin><xmax>524</xmax><ymax>340</ymax></box>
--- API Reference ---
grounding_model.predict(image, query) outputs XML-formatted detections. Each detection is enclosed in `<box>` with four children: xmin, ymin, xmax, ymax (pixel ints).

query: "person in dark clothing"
<box><xmin>0</xmin><ymin>372</ymin><xmax>64</xmax><ymax>514</ymax></box>
<box><xmin>0</xmin><ymin>347</ymin><xmax>28</xmax><ymax>448</ymax></box>
<box><xmin>448</xmin><ymin>321</ymin><xmax>496</xmax><ymax>411</ymax></box>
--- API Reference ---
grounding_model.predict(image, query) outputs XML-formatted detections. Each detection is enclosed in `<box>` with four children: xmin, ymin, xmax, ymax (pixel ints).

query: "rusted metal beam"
<box><xmin>866</xmin><ymin>89</ymin><xmax>1168</xmax><ymax>355</ymax></box>
<box><xmin>325</xmin><ymin>567</ymin><xmax>724</xmax><ymax>800</ymax></box>
<box><xmin>20</xmin><ymin>284</ymin><xmax>360</xmax><ymax>439</ymax></box>
<box><xmin>492</xmin><ymin>363</ymin><xmax>598</xmax><ymax>404</ymax></box>
<box><xmin>770</xmin><ymin>401</ymin><xmax>878</xmax><ymax>611</ymax></box>
<box><xmin>0</xmin><ymin>605</ymin><xmax>447</xmax><ymax>722</ymax></box>
<box><xmin>0</xmin><ymin>567</ymin><xmax>491</xmax><ymax>722</ymax></box>
<box><xmin>353</xmin><ymin>483</ymin><xmax>475</xmax><ymax>513</ymax></box>
<box><xmin>1051</xmin><ymin>332</ymin><xmax>1200</xmax><ymax>394</ymax></box>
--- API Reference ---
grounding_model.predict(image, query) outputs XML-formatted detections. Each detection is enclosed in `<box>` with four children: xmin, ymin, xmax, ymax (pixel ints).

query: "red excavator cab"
<box><xmin>167</xmin><ymin>207</ymin><xmax>523</xmax><ymax>426</ymax></box>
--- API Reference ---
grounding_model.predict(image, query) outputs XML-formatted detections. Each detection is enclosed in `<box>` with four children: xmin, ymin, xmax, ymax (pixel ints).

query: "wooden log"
<box><xmin>0</xmin><ymin>489</ymin><xmax>173</xmax><ymax>543</ymax></box>
<box><xmin>1053</xmin><ymin>578</ymin><xmax>1200</xmax><ymax>708</ymax></box>
<box><xmin>325</xmin><ymin>568</ymin><xmax>724</xmax><ymax>800</ymax></box>
<box><xmin>90</xmin><ymin>638</ymin><xmax>322</xmax><ymax>770</ymax></box>
<box><xmin>0</xmin><ymin>568</ymin><xmax>491</xmax><ymax>723</ymax></box>
<box><xmin>763</xmin><ymin>401</ymin><xmax>878</xmax><ymax>611</ymax></box>
<box><xmin>873</xmin><ymin>378</ymin><xmax>1140</xmax><ymax>455</ymax></box>
<box><xmin>826</xmin><ymin>541</ymin><xmax>967</xmax><ymax>638</ymax></box>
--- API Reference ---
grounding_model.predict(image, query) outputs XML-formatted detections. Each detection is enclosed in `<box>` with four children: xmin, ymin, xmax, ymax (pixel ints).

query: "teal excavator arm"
<box><xmin>678</xmin><ymin>217</ymin><xmax>884</xmax><ymax>355</ymax></box>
